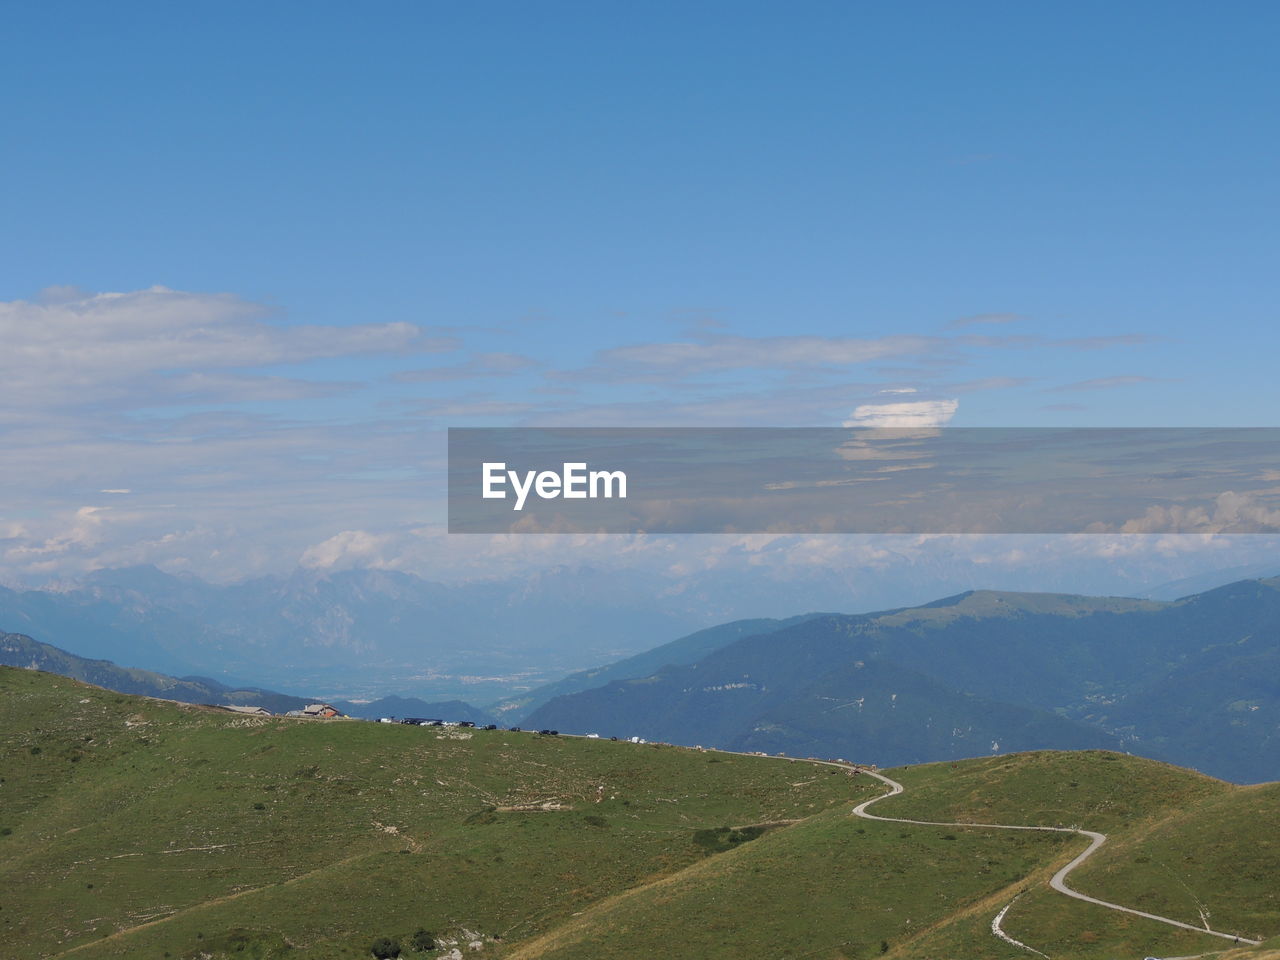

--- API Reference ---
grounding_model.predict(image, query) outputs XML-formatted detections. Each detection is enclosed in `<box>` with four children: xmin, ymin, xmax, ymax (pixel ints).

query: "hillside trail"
<box><xmin>845</xmin><ymin>763</ymin><xmax>1261</xmax><ymax>957</ymax></box>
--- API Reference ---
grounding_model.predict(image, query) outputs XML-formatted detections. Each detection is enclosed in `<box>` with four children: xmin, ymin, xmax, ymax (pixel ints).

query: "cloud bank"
<box><xmin>0</xmin><ymin>285</ymin><xmax>1185</xmax><ymax>585</ymax></box>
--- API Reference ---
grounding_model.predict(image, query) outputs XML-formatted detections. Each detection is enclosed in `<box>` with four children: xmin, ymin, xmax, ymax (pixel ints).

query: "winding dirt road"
<box><xmin>847</xmin><ymin>764</ymin><xmax>1261</xmax><ymax>956</ymax></box>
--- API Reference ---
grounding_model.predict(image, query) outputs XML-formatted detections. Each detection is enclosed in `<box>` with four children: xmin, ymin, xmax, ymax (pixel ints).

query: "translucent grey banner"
<box><xmin>447</xmin><ymin>428</ymin><xmax>1280</xmax><ymax>534</ymax></box>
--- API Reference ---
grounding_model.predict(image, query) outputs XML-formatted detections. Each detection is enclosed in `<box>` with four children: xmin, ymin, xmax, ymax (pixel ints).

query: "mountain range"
<box><xmin>4</xmin><ymin>567</ymin><xmax>1279</xmax><ymax>782</ymax></box>
<box><xmin>526</xmin><ymin>579</ymin><xmax>1280</xmax><ymax>782</ymax></box>
<box><xmin>0</xmin><ymin>565</ymin><xmax>708</xmax><ymax>700</ymax></box>
<box><xmin>0</xmin><ymin>632</ymin><xmax>493</xmax><ymax>723</ymax></box>
<box><xmin>2</xmin><ymin>559</ymin><xmax>1257</xmax><ymax>704</ymax></box>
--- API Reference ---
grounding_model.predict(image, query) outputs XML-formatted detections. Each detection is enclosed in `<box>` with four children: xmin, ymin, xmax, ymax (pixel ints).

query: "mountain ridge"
<box><xmin>528</xmin><ymin>577</ymin><xmax>1280</xmax><ymax>782</ymax></box>
<box><xmin>0</xmin><ymin>632</ymin><xmax>492</xmax><ymax>723</ymax></box>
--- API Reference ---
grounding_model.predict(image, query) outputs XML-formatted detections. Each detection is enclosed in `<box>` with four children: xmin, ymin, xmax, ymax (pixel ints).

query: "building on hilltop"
<box><xmin>283</xmin><ymin>703</ymin><xmax>342</xmax><ymax>719</ymax></box>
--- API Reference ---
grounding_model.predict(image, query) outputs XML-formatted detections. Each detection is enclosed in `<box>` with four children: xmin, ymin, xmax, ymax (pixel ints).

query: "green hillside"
<box><xmin>2</xmin><ymin>667</ymin><xmax>1276</xmax><ymax>960</ymax></box>
<box><xmin>511</xmin><ymin>751</ymin><xmax>1270</xmax><ymax>960</ymax></box>
<box><xmin>887</xmin><ymin>751</ymin><xmax>1279</xmax><ymax>946</ymax></box>
<box><xmin>879</xmin><ymin>752</ymin><xmax>1273</xmax><ymax>957</ymax></box>
<box><xmin>0</xmin><ymin>666</ymin><xmax>865</xmax><ymax>960</ymax></box>
<box><xmin>0</xmin><ymin>631</ymin><xmax>316</xmax><ymax>715</ymax></box>
<box><xmin>1058</xmin><ymin>779</ymin><xmax>1280</xmax><ymax>942</ymax></box>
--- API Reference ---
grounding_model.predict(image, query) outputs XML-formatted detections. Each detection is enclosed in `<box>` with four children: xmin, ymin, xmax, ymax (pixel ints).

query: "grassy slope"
<box><xmin>505</xmin><ymin>803</ymin><xmax>1074</xmax><ymax>960</ymax></box>
<box><xmin>3</xmin><ymin>668</ymin><xmax>1277</xmax><ymax>960</ymax></box>
<box><xmin>1220</xmin><ymin>940</ymin><xmax>1280</xmax><ymax>960</ymax></box>
<box><xmin>1059</xmin><ymin>780</ymin><xmax>1280</xmax><ymax>940</ymax></box>
<box><xmin>513</xmin><ymin>751</ymin><xmax>1252</xmax><ymax>960</ymax></box>
<box><xmin>880</xmin><ymin>752</ymin><xmax>1269</xmax><ymax>959</ymax></box>
<box><xmin>0</xmin><ymin>667</ymin><xmax>864</xmax><ymax>960</ymax></box>
<box><xmin>884</xmin><ymin>750</ymin><xmax>1226</xmax><ymax>833</ymax></box>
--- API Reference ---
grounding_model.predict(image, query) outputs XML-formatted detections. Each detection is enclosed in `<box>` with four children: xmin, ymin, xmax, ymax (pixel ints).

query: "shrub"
<box><xmin>371</xmin><ymin>936</ymin><xmax>401</xmax><ymax>958</ymax></box>
<box><xmin>410</xmin><ymin>929</ymin><xmax>435</xmax><ymax>951</ymax></box>
<box><xmin>465</xmin><ymin>806</ymin><xmax>497</xmax><ymax>825</ymax></box>
<box><xmin>693</xmin><ymin>825</ymin><xmax>765</xmax><ymax>853</ymax></box>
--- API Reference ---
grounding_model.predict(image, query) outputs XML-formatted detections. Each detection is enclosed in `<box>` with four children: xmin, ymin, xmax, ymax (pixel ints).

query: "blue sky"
<box><xmin>2</xmin><ymin>1</ymin><xmax>1278</xmax><ymax>589</ymax></box>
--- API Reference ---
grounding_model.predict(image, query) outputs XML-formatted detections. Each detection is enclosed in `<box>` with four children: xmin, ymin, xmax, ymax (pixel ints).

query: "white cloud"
<box><xmin>410</xmin><ymin>399</ymin><xmax>538</xmax><ymax>418</ymax></box>
<box><xmin>843</xmin><ymin>398</ymin><xmax>959</xmax><ymax>428</ymax></box>
<box><xmin>160</xmin><ymin>371</ymin><xmax>362</xmax><ymax>402</ymax></box>
<box><xmin>553</xmin><ymin>327</ymin><xmax>1150</xmax><ymax>391</ymax></box>
<box><xmin>394</xmin><ymin>352</ymin><xmax>537</xmax><ymax>383</ymax></box>
<box><xmin>0</xmin><ymin>286</ymin><xmax>454</xmax><ymax>410</ymax></box>
<box><xmin>3</xmin><ymin>506</ymin><xmax>110</xmax><ymax>561</ymax></box>
<box><xmin>960</xmin><ymin>333</ymin><xmax>1151</xmax><ymax>351</ymax></box>
<box><xmin>1104</xmin><ymin>491</ymin><xmax>1280</xmax><ymax>534</ymax></box>
<box><xmin>0</xmin><ymin>285</ymin><xmax>1183</xmax><ymax>588</ymax></box>
<box><xmin>589</xmin><ymin>334</ymin><xmax>949</xmax><ymax>376</ymax></box>
<box><xmin>300</xmin><ymin>530</ymin><xmax>399</xmax><ymax>570</ymax></box>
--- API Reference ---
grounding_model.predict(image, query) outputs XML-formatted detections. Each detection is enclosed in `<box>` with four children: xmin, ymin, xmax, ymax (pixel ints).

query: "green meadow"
<box><xmin>1</xmin><ymin>667</ymin><xmax>1275</xmax><ymax>960</ymax></box>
